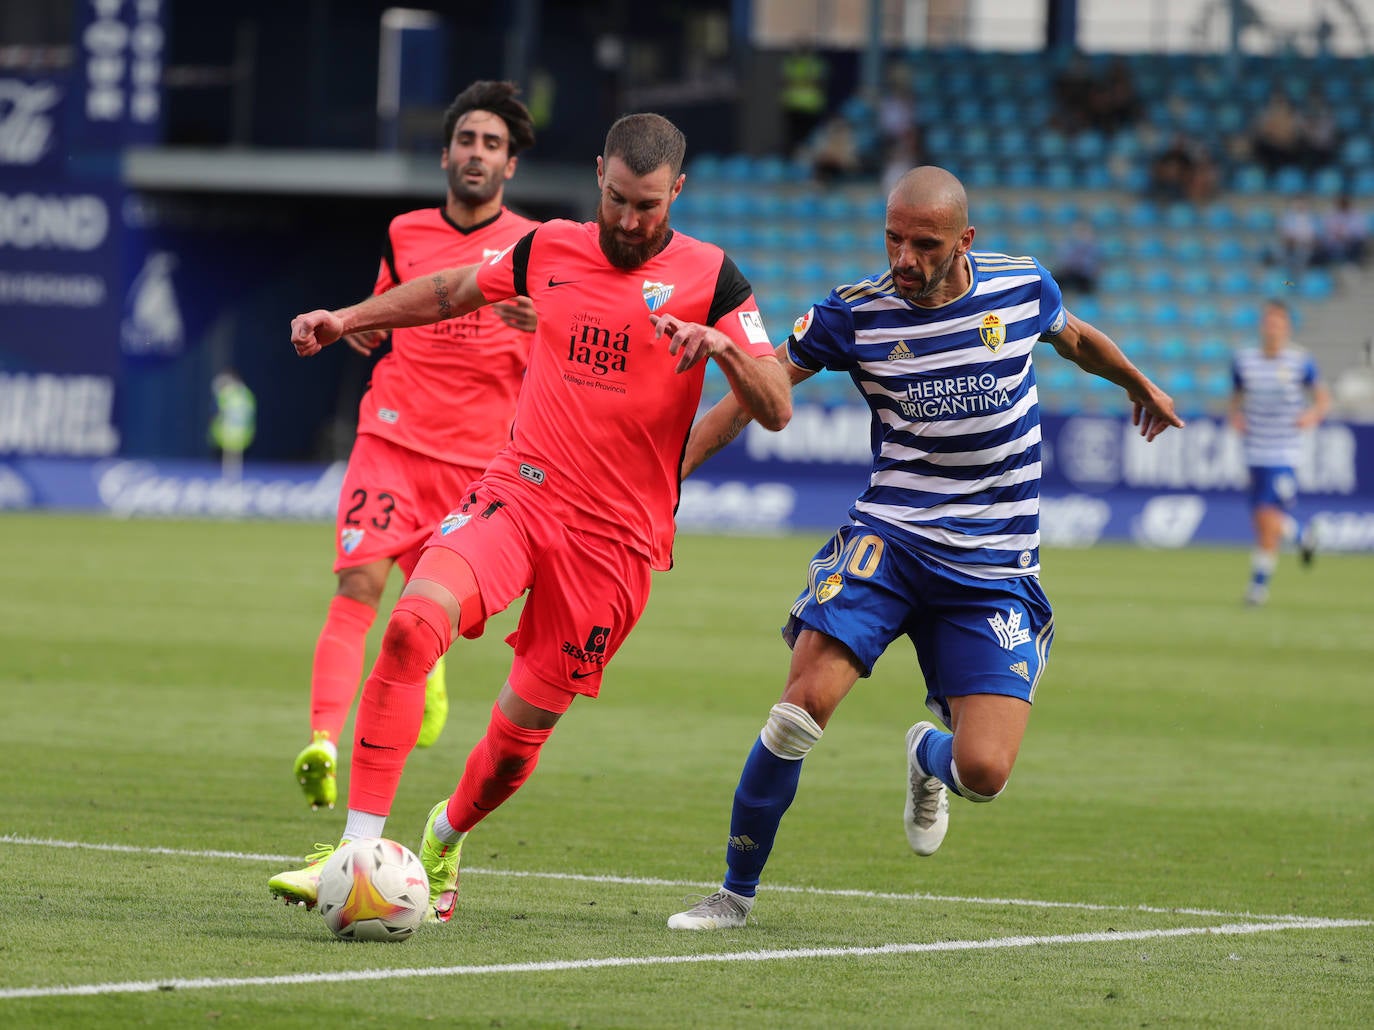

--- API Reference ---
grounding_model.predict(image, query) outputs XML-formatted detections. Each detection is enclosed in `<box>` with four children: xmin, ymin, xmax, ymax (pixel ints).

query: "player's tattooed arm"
<box><xmin>688</xmin><ymin>410</ymin><xmax>753</xmax><ymax>474</ymax></box>
<box><xmin>431</xmin><ymin>273</ymin><xmax>453</xmax><ymax>321</ymax></box>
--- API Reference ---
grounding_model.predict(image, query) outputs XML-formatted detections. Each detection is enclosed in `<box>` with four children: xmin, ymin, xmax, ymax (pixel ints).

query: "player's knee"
<box><xmin>379</xmin><ymin>596</ymin><xmax>451</xmax><ymax>676</ymax></box>
<box><xmin>759</xmin><ymin>702</ymin><xmax>823</xmax><ymax>760</ymax></box>
<box><xmin>950</xmin><ymin>754</ymin><xmax>1011</xmax><ymax>802</ymax></box>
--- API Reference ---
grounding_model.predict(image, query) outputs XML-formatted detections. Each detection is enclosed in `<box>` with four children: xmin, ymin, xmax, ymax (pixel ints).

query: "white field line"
<box><xmin>0</xmin><ymin>834</ymin><xmax>1333</xmax><ymax>924</ymax></box>
<box><xmin>0</xmin><ymin>919</ymin><xmax>1368</xmax><ymax>1001</ymax></box>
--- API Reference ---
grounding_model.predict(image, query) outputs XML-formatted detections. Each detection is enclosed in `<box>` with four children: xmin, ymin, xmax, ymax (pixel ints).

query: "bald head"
<box><xmin>883</xmin><ymin>165</ymin><xmax>975</xmax><ymax>305</ymax></box>
<box><xmin>888</xmin><ymin>166</ymin><xmax>968</xmax><ymax>230</ymax></box>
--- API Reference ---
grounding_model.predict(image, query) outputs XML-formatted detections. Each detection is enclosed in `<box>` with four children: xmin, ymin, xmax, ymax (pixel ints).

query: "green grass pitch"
<box><xmin>0</xmin><ymin>512</ymin><xmax>1370</xmax><ymax>1027</ymax></box>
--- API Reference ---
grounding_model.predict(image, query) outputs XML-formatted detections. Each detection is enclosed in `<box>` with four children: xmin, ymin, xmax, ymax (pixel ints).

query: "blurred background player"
<box><xmin>1229</xmin><ymin>299</ymin><xmax>1331</xmax><ymax>606</ymax></box>
<box><xmin>270</xmin><ymin>112</ymin><xmax>792</xmax><ymax>920</ymax></box>
<box><xmin>292</xmin><ymin>81</ymin><xmax>539</xmax><ymax>810</ymax></box>
<box><xmin>668</xmin><ymin>166</ymin><xmax>1182</xmax><ymax>930</ymax></box>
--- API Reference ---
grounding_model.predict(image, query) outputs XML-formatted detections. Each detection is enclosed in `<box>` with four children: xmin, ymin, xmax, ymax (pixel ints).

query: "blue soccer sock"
<box><xmin>1250</xmin><ymin>549</ymin><xmax>1277</xmax><ymax>589</ymax></box>
<box><xmin>916</xmin><ymin>726</ymin><xmax>956</xmax><ymax>791</ymax></box>
<box><xmin>721</xmin><ymin>703</ymin><xmax>822</xmax><ymax>898</ymax></box>
<box><xmin>722</xmin><ymin>739</ymin><xmax>803</xmax><ymax>897</ymax></box>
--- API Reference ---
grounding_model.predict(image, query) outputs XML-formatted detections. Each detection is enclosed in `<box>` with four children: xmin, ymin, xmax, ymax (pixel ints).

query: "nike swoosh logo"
<box><xmin>547</xmin><ymin>276</ymin><xmax>577</xmax><ymax>287</ymax></box>
<box><xmin>570</xmin><ymin>668</ymin><xmax>596</xmax><ymax>680</ymax></box>
<box><xmin>473</xmin><ymin>802</ymin><xmax>497</xmax><ymax>812</ymax></box>
<box><xmin>359</xmin><ymin>737</ymin><xmax>398</xmax><ymax>750</ymax></box>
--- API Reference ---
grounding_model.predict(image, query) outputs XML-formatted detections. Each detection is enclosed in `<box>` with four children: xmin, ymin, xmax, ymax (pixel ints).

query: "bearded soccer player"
<box><xmin>291</xmin><ymin>81</ymin><xmax>540</xmax><ymax>812</ymax></box>
<box><xmin>667</xmin><ymin>166</ymin><xmax>1184</xmax><ymax>929</ymax></box>
<box><xmin>269</xmin><ymin>113</ymin><xmax>792</xmax><ymax>920</ymax></box>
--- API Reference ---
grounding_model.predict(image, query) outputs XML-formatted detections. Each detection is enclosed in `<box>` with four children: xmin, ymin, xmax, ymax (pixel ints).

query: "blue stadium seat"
<box><xmin>1132</xmin><ymin>236</ymin><xmax>1166</xmax><ymax>260</ymax></box>
<box><xmin>1298</xmin><ymin>269</ymin><xmax>1335</xmax><ymax>300</ymax></box>
<box><xmin>1080</xmin><ymin>164</ymin><xmax>1114</xmax><ymax>190</ymax></box>
<box><xmin>1201</xmin><ymin>204</ymin><xmax>1238</xmax><ymax>231</ymax></box>
<box><xmin>1169</xmin><ymin>235</ymin><xmax>1205</xmax><ymax>262</ymax></box>
<box><xmin>1154</xmin><ymin>336</ymin><xmax>1190</xmax><ymax>362</ymax></box>
<box><xmin>1232</xmin><ymin>164</ymin><xmax>1268</xmax><ymax>195</ymax></box>
<box><xmin>1126</xmin><ymin>201</ymin><xmax>1160</xmax><ymax>229</ymax></box>
<box><xmin>1240</xmin><ymin>206</ymin><xmax>1277</xmax><ymax>233</ymax></box>
<box><xmin>1216</xmin><ymin>266</ymin><xmax>1258</xmax><ymax>296</ymax></box>
<box><xmin>1005</xmin><ymin>163</ymin><xmax>1033</xmax><ymax>189</ymax></box>
<box><xmin>1189</xmin><ymin>300</ymin><xmax>1223</xmax><ymax>330</ymax></box>
<box><xmin>1088</xmin><ymin>203</ymin><xmax>1122</xmax><ymax>230</ymax></box>
<box><xmin>1164</xmin><ymin>203</ymin><xmax>1200</xmax><ymax>230</ymax></box>
<box><xmin>1151</xmin><ymin>298</ymin><xmax>1183</xmax><ymax>325</ymax></box>
<box><xmin>1040</xmin><ymin>160</ymin><xmax>1075</xmax><ymax>189</ymax></box>
<box><xmin>1312</xmin><ymin>166</ymin><xmax>1346</xmax><ymax>197</ymax></box>
<box><xmin>1339</xmin><ymin>134</ymin><xmax>1373</xmax><ymax>167</ymax></box>
<box><xmin>1208</xmin><ymin>237</ymin><xmax>1248</xmax><ymax>263</ymax></box>
<box><xmin>1099</xmin><ymin>266</ymin><xmax>1136</xmax><ymax>293</ymax></box>
<box><xmin>1139</xmin><ymin>267</ymin><xmax>1175</xmax><ymax>295</ymax></box>
<box><xmin>1069</xmin><ymin>296</ymin><xmax>1101</xmax><ymax>323</ymax></box>
<box><xmin>1228</xmin><ymin>302</ymin><xmax>1261</xmax><ymax>330</ymax></box>
<box><xmin>1272</xmin><ymin>166</ymin><xmax>1309</xmax><ymax>195</ymax></box>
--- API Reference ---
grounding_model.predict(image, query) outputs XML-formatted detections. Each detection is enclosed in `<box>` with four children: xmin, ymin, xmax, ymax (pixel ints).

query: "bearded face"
<box><xmin>596</xmin><ymin>200</ymin><xmax>672</xmax><ymax>270</ymax></box>
<box><xmin>447</xmin><ymin>157</ymin><xmax>504</xmax><ymax>207</ymax></box>
<box><xmin>891</xmin><ymin>242</ymin><xmax>958</xmax><ymax>302</ymax></box>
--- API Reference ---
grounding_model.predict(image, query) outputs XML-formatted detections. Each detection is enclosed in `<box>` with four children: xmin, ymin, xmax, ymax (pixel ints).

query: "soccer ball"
<box><xmin>316</xmin><ymin>838</ymin><xmax>429</xmax><ymax>942</ymax></box>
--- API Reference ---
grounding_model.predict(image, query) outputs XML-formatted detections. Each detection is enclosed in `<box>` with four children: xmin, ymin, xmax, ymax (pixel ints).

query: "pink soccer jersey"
<box><xmin>476</xmin><ymin>220</ymin><xmax>775</xmax><ymax>569</ymax></box>
<box><xmin>358</xmin><ymin>206</ymin><xmax>539</xmax><ymax>466</ymax></box>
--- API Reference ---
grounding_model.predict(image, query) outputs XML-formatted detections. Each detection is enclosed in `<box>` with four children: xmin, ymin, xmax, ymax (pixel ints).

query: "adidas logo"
<box><xmin>728</xmin><ymin>834</ymin><xmax>759</xmax><ymax>852</ymax></box>
<box><xmin>887</xmin><ymin>341</ymin><xmax>914</xmax><ymax>361</ymax></box>
<box><xmin>1009</xmin><ymin>660</ymin><xmax>1030</xmax><ymax>682</ymax></box>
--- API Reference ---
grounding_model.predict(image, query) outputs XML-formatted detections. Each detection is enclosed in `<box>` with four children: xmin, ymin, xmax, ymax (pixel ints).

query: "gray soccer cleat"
<box><xmin>667</xmin><ymin>890</ymin><xmax>754</xmax><ymax>930</ymax></box>
<box><xmin>905</xmin><ymin>721</ymin><xmax>950</xmax><ymax>856</ymax></box>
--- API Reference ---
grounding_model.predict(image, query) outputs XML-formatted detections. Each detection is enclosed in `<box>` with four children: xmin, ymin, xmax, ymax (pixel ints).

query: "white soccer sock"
<box><xmin>433</xmin><ymin>806</ymin><xmax>467</xmax><ymax>845</ymax></box>
<box><xmin>343</xmin><ymin>809</ymin><xmax>386</xmax><ymax>841</ymax></box>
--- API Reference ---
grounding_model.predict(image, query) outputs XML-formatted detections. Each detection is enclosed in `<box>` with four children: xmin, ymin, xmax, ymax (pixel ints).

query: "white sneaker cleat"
<box><xmin>1245</xmin><ymin>583</ymin><xmax>1269</xmax><ymax>607</ymax></box>
<box><xmin>667</xmin><ymin>890</ymin><xmax>753</xmax><ymax>930</ymax></box>
<box><xmin>905</xmin><ymin>722</ymin><xmax>950</xmax><ymax>856</ymax></box>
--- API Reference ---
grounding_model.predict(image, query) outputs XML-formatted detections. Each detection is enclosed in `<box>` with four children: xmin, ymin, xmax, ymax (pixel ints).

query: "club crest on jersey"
<box><xmin>340</xmin><ymin>528</ymin><xmax>365</xmax><ymax>554</ymax></box>
<box><xmin>642</xmin><ymin>280</ymin><xmax>675</xmax><ymax>311</ymax></box>
<box><xmin>979</xmin><ymin>313</ymin><xmax>1006</xmax><ymax>352</ymax></box>
<box><xmin>816</xmin><ymin>572</ymin><xmax>844</xmax><ymax>603</ymax></box>
<box><xmin>439</xmin><ymin>512</ymin><xmax>471</xmax><ymax>535</ymax></box>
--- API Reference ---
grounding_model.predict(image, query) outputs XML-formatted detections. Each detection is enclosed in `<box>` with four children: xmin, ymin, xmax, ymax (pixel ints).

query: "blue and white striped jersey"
<box><xmin>1231</xmin><ymin>346</ymin><xmax>1321</xmax><ymax>468</ymax></box>
<box><xmin>786</xmin><ymin>252</ymin><xmax>1065</xmax><ymax>580</ymax></box>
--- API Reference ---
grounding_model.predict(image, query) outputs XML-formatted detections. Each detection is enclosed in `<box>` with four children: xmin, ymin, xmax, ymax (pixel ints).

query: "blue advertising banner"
<box><xmin>4</xmin><ymin>410</ymin><xmax>1372</xmax><ymax>551</ymax></box>
<box><xmin>687</xmin><ymin>407</ymin><xmax>1374</xmax><ymax>550</ymax></box>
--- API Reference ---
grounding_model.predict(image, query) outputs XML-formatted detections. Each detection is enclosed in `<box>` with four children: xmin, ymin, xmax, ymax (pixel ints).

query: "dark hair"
<box><xmin>602</xmin><ymin>113</ymin><xmax>686</xmax><ymax>177</ymax></box>
<box><xmin>441</xmin><ymin>80</ymin><xmax>535</xmax><ymax>156</ymax></box>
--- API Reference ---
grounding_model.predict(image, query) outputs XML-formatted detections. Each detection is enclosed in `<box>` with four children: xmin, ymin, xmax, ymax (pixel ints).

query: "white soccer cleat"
<box><xmin>905</xmin><ymin>722</ymin><xmax>950</xmax><ymax>856</ymax></box>
<box><xmin>667</xmin><ymin>890</ymin><xmax>753</xmax><ymax>930</ymax></box>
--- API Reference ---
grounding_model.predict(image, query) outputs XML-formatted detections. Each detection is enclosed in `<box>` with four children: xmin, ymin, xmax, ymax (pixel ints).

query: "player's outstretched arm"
<box><xmin>1046</xmin><ymin>311</ymin><xmax>1185</xmax><ymax>441</ymax></box>
<box><xmin>649</xmin><ymin>313</ymin><xmax>792</xmax><ymax>432</ymax></box>
<box><xmin>289</xmin><ymin>263</ymin><xmax>488</xmax><ymax>357</ymax></box>
<box><xmin>683</xmin><ymin>342</ymin><xmax>812</xmax><ymax>477</ymax></box>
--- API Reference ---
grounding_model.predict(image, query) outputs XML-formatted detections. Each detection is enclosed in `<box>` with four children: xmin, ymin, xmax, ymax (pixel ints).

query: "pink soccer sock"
<box><xmin>348</xmin><ymin>595</ymin><xmax>451</xmax><ymax>815</ymax></box>
<box><xmin>309</xmin><ymin>595</ymin><xmax>376</xmax><ymax>741</ymax></box>
<box><xmin>446</xmin><ymin>703</ymin><xmax>552</xmax><ymax>833</ymax></box>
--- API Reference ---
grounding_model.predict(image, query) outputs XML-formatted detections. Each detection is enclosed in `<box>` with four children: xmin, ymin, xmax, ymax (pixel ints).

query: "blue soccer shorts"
<box><xmin>1247</xmin><ymin>465</ymin><xmax>1298</xmax><ymax>513</ymax></box>
<box><xmin>782</xmin><ymin>523</ymin><xmax>1055</xmax><ymax>726</ymax></box>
